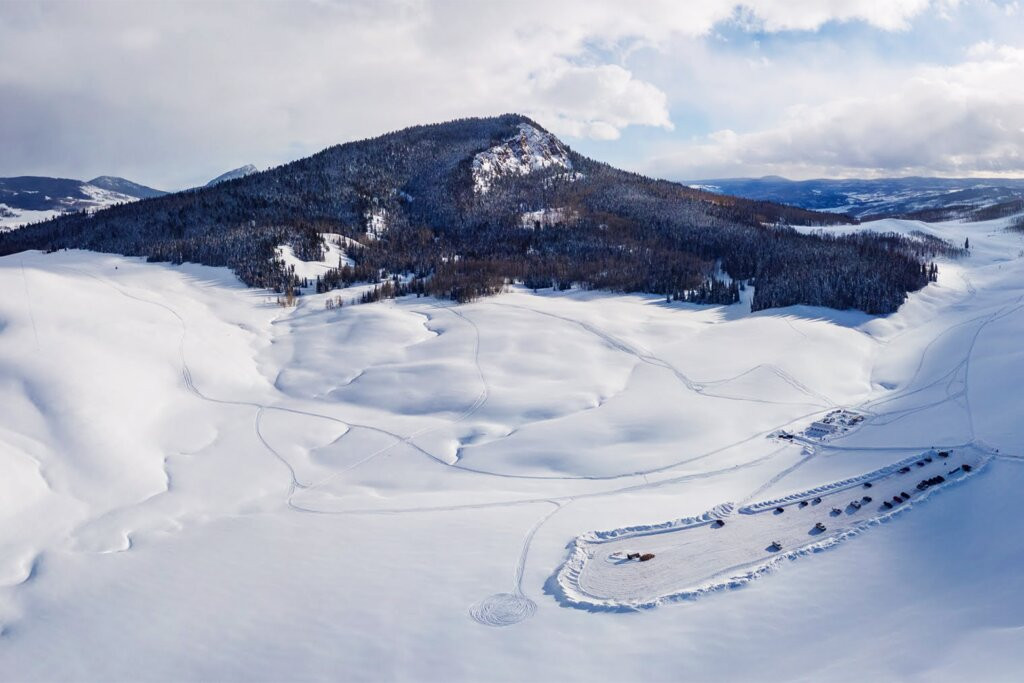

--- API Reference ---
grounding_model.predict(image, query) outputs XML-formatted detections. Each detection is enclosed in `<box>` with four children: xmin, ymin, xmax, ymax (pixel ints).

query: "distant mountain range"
<box><xmin>690</xmin><ymin>176</ymin><xmax>1024</xmax><ymax>222</ymax></box>
<box><xmin>1</xmin><ymin>166</ymin><xmax>259</xmax><ymax>229</ymax></box>
<box><xmin>88</xmin><ymin>175</ymin><xmax>167</xmax><ymax>199</ymax></box>
<box><xmin>0</xmin><ymin>176</ymin><xmax>160</xmax><ymax>230</ymax></box>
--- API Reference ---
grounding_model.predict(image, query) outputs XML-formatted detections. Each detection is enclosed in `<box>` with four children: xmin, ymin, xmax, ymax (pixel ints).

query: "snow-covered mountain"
<box><xmin>87</xmin><ymin>175</ymin><xmax>166</xmax><ymax>199</ymax></box>
<box><xmin>0</xmin><ymin>175</ymin><xmax>166</xmax><ymax>230</ymax></box>
<box><xmin>472</xmin><ymin>123</ymin><xmax>573</xmax><ymax>193</ymax></box>
<box><xmin>1</xmin><ymin>165</ymin><xmax>265</xmax><ymax>229</ymax></box>
<box><xmin>15</xmin><ymin>115</ymin><xmax>933</xmax><ymax>316</ymax></box>
<box><xmin>205</xmin><ymin>164</ymin><xmax>259</xmax><ymax>186</ymax></box>
<box><xmin>693</xmin><ymin>176</ymin><xmax>1024</xmax><ymax>221</ymax></box>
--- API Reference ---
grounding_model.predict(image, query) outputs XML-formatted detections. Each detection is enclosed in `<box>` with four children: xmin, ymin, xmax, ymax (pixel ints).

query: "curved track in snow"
<box><xmin>490</xmin><ymin>301</ymin><xmax>835</xmax><ymax>408</ymax></box>
<box><xmin>470</xmin><ymin>499</ymin><xmax>563</xmax><ymax>626</ymax></box>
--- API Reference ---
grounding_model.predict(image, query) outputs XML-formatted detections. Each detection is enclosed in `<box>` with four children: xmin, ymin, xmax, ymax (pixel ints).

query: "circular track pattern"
<box><xmin>469</xmin><ymin>593</ymin><xmax>537</xmax><ymax>627</ymax></box>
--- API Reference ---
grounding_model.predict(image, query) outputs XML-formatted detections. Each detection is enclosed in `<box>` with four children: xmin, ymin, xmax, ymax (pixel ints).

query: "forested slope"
<box><xmin>0</xmin><ymin>114</ymin><xmax>951</xmax><ymax>313</ymax></box>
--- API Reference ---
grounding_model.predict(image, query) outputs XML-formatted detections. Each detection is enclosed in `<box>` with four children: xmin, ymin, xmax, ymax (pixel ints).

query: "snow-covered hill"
<box><xmin>205</xmin><ymin>164</ymin><xmax>258</xmax><ymax>186</ymax></box>
<box><xmin>2</xmin><ymin>214</ymin><xmax>1024</xmax><ymax>680</ymax></box>
<box><xmin>0</xmin><ymin>175</ymin><xmax>165</xmax><ymax>230</ymax></box>
<box><xmin>0</xmin><ymin>164</ymin><xmax>266</xmax><ymax>230</ymax></box>
<box><xmin>87</xmin><ymin>175</ymin><xmax>166</xmax><ymax>199</ymax></box>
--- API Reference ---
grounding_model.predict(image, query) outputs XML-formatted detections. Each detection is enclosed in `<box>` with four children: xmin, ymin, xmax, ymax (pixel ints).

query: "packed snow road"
<box><xmin>557</xmin><ymin>448</ymin><xmax>986</xmax><ymax>609</ymax></box>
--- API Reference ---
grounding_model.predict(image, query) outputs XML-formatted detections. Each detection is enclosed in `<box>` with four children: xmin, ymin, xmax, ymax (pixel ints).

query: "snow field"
<box><xmin>1</xmin><ymin>213</ymin><xmax>1024</xmax><ymax>679</ymax></box>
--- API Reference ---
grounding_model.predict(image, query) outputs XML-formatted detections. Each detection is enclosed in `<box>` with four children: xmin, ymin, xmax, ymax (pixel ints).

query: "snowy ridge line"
<box><xmin>552</xmin><ymin>455</ymin><xmax>989</xmax><ymax>611</ymax></box>
<box><xmin>472</xmin><ymin>123</ymin><xmax>572</xmax><ymax>194</ymax></box>
<box><xmin>581</xmin><ymin>503</ymin><xmax>734</xmax><ymax>544</ymax></box>
<box><xmin>738</xmin><ymin>450</ymin><xmax>948</xmax><ymax>514</ymax></box>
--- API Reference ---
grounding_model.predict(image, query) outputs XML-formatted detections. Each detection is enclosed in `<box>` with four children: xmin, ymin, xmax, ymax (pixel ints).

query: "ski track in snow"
<box><xmin>470</xmin><ymin>499</ymin><xmax>563</xmax><ymax>627</ymax></box>
<box><xmin>490</xmin><ymin>301</ymin><xmax>836</xmax><ymax>408</ymax></box>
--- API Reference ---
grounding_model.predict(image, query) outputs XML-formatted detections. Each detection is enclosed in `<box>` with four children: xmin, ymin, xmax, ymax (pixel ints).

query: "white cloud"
<box><xmin>647</xmin><ymin>42</ymin><xmax>1024</xmax><ymax>179</ymax></box>
<box><xmin>0</xmin><ymin>0</ymin><xmax>977</xmax><ymax>187</ymax></box>
<box><xmin>525</xmin><ymin>63</ymin><xmax>673</xmax><ymax>141</ymax></box>
<box><xmin>741</xmin><ymin>0</ymin><xmax>935</xmax><ymax>32</ymax></box>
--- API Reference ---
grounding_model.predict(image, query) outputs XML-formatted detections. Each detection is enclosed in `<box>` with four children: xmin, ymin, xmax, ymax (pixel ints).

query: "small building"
<box><xmin>805</xmin><ymin>421</ymin><xmax>839</xmax><ymax>439</ymax></box>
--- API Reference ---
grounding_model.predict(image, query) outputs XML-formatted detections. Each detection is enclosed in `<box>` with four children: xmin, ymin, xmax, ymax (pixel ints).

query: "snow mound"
<box><xmin>472</xmin><ymin>124</ymin><xmax>572</xmax><ymax>194</ymax></box>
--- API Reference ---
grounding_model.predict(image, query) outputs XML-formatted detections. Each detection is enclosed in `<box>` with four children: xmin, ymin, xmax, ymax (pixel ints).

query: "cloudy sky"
<box><xmin>1</xmin><ymin>0</ymin><xmax>1022</xmax><ymax>189</ymax></box>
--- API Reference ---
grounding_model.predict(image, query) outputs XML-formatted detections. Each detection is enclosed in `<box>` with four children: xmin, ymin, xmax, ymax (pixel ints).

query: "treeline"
<box><xmin>751</xmin><ymin>232</ymin><xmax>939</xmax><ymax>313</ymax></box>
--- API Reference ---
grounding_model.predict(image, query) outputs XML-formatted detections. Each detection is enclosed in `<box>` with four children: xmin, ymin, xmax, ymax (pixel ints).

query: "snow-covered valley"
<box><xmin>2</xmin><ymin>215</ymin><xmax>1024</xmax><ymax>681</ymax></box>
